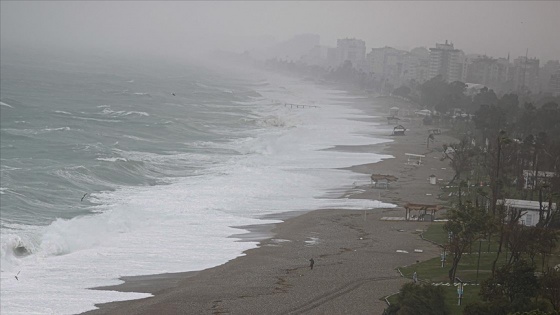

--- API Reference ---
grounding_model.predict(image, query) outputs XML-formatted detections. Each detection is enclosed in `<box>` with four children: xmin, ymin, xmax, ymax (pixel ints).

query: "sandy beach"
<box><xmin>83</xmin><ymin>94</ymin><xmax>456</xmax><ymax>315</ymax></box>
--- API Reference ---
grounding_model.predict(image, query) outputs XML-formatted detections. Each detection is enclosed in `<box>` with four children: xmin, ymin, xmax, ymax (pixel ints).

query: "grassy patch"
<box><xmin>385</xmin><ymin>283</ymin><xmax>480</xmax><ymax>315</ymax></box>
<box><xmin>392</xmin><ymin>222</ymin><xmax>560</xmax><ymax>313</ymax></box>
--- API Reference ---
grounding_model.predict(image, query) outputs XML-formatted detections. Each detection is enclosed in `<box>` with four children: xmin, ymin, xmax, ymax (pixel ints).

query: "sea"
<box><xmin>0</xmin><ymin>48</ymin><xmax>394</xmax><ymax>314</ymax></box>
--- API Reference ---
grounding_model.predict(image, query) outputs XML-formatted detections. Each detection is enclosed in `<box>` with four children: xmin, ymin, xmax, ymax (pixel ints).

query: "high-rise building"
<box><xmin>466</xmin><ymin>56</ymin><xmax>510</xmax><ymax>92</ymax></box>
<box><xmin>549</xmin><ymin>69</ymin><xmax>560</xmax><ymax>96</ymax></box>
<box><xmin>428</xmin><ymin>41</ymin><xmax>466</xmax><ymax>82</ymax></box>
<box><xmin>512</xmin><ymin>56</ymin><xmax>540</xmax><ymax>93</ymax></box>
<box><xmin>366</xmin><ymin>46</ymin><xmax>407</xmax><ymax>83</ymax></box>
<box><xmin>336</xmin><ymin>38</ymin><xmax>366</xmax><ymax>70</ymax></box>
<box><xmin>404</xmin><ymin>47</ymin><xmax>431</xmax><ymax>83</ymax></box>
<box><xmin>540</xmin><ymin>60</ymin><xmax>560</xmax><ymax>94</ymax></box>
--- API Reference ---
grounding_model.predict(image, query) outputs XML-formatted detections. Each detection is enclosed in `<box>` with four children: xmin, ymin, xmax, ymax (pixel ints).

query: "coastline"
<box><xmin>83</xmin><ymin>92</ymin><xmax>456</xmax><ymax>314</ymax></box>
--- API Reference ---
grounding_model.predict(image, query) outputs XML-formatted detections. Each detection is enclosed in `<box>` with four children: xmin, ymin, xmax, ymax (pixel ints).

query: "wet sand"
<box><xmin>83</xmin><ymin>95</ymin><xmax>455</xmax><ymax>315</ymax></box>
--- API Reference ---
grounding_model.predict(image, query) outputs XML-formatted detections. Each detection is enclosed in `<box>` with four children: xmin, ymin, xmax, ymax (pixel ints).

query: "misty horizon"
<box><xmin>1</xmin><ymin>1</ymin><xmax>559</xmax><ymax>63</ymax></box>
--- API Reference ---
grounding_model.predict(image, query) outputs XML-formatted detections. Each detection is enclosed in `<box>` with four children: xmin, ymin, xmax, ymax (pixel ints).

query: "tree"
<box><xmin>541</xmin><ymin>267</ymin><xmax>560</xmax><ymax>312</ymax></box>
<box><xmin>437</xmin><ymin>81</ymin><xmax>468</xmax><ymax>114</ymax></box>
<box><xmin>480</xmin><ymin>260</ymin><xmax>540</xmax><ymax>311</ymax></box>
<box><xmin>441</xmin><ymin>138</ymin><xmax>478</xmax><ymax>185</ymax></box>
<box><xmin>420</xmin><ymin>75</ymin><xmax>448</xmax><ymax>110</ymax></box>
<box><xmin>393</xmin><ymin>85</ymin><xmax>411</xmax><ymax>98</ymax></box>
<box><xmin>444</xmin><ymin>202</ymin><xmax>490</xmax><ymax>283</ymax></box>
<box><xmin>473</xmin><ymin>105</ymin><xmax>507</xmax><ymax>142</ymax></box>
<box><xmin>383</xmin><ymin>283</ymin><xmax>450</xmax><ymax>315</ymax></box>
<box><xmin>472</xmin><ymin>87</ymin><xmax>498</xmax><ymax>111</ymax></box>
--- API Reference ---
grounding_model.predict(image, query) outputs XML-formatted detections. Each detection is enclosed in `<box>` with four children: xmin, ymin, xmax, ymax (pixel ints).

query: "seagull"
<box><xmin>81</xmin><ymin>193</ymin><xmax>88</xmax><ymax>202</ymax></box>
<box><xmin>15</xmin><ymin>271</ymin><xmax>20</xmax><ymax>281</ymax></box>
<box><xmin>172</xmin><ymin>93</ymin><xmax>176</xmax><ymax>96</ymax></box>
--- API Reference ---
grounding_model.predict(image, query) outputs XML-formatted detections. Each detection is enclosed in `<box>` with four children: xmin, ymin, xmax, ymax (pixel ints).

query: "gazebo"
<box><xmin>404</xmin><ymin>202</ymin><xmax>444</xmax><ymax>221</ymax></box>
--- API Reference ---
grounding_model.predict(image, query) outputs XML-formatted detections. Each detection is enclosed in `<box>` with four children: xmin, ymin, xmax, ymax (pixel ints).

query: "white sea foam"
<box><xmin>54</xmin><ymin>110</ymin><xmax>72</xmax><ymax>115</ymax></box>
<box><xmin>0</xmin><ymin>101</ymin><xmax>14</xmax><ymax>108</ymax></box>
<box><xmin>101</xmin><ymin>108</ymin><xmax>150</xmax><ymax>117</ymax></box>
<box><xmin>96</xmin><ymin>157</ymin><xmax>128</xmax><ymax>162</ymax></box>
<box><xmin>1</xmin><ymin>126</ymin><xmax>70</xmax><ymax>136</ymax></box>
<box><xmin>0</xmin><ymin>71</ymin><xmax>396</xmax><ymax>314</ymax></box>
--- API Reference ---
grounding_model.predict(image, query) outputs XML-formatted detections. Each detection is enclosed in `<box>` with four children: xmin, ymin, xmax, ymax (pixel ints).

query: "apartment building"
<box><xmin>428</xmin><ymin>40</ymin><xmax>466</xmax><ymax>82</ymax></box>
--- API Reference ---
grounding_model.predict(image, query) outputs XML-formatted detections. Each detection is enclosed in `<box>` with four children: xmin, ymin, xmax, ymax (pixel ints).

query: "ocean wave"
<box><xmin>96</xmin><ymin>157</ymin><xmax>128</xmax><ymax>162</ymax></box>
<box><xmin>0</xmin><ymin>101</ymin><xmax>14</xmax><ymax>108</ymax></box>
<box><xmin>121</xmin><ymin>134</ymin><xmax>153</xmax><ymax>141</ymax></box>
<box><xmin>194</xmin><ymin>82</ymin><xmax>210</xmax><ymax>89</ymax></box>
<box><xmin>1</xmin><ymin>234</ymin><xmax>35</xmax><ymax>263</ymax></box>
<box><xmin>1</xmin><ymin>126</ymin><xmax>71</xmax><ymax>136</ymax></box>
<box><xmin>43</xmin><ymin>127</ymin><xmax>71</xmax><ymax>132</ymax></box>
<box><xmin>132</xmin><ymin>92</ymin><xmax>151</xmax><ymax>97</ymax></box>
<box><xmin>71</xmin><ymin>115</ymin><xmax>122</xmax><ymax>123</ymax></box>
<box><xmin>54</xmin><ymin>110</ymin><xmax>72</xmax><ymax>115</ymax></box>
<box><xmin>101</xmin><ymin>108</ymin><xmax>150</xmax><ymax>117</ymax></box>
<box><xmin>0</xmin><ymin>188</ymin><xmax>26</xmax><ymax>197</ymax></box>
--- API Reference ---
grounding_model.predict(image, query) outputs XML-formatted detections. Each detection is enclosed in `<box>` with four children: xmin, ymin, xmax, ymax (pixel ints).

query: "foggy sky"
<box><xmin>1</xmin><ymin>1</ymin><xmax>559</xmax><ymax>62</ymax></box>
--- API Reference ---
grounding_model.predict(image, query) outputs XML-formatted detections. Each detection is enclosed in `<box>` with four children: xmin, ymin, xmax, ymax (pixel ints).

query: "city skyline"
<box><xmin>1</xmin><ymin>1</ymin><xmax>559</xmax><ymax>63</ymax></box>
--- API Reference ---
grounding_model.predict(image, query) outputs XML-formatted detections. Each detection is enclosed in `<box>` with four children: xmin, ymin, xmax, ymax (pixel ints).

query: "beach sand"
<box><xmin>83</xmin><ymin>95</ymin><xmax>456</xmax><ymax>315</ymax></box>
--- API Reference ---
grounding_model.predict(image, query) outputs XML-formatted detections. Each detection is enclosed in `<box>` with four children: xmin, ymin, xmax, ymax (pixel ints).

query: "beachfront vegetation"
<box><xmin>383</xmin><ymin>283</ymin><xmax>450</xmax><ymax>315</ymax></box>
<box><xmin>263</xmin><ymin>58</ymin><xmax>560</xmax><ymax>314</ymax></box>
<box><xmin>389</xmin><ymin>78</ymin><xmax>560</xmax><ymax>314</ymax></box>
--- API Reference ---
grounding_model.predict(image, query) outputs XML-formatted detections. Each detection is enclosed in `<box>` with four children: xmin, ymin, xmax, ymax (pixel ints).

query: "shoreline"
<box><xmin>83</xmin><ymin>91</ymin><xmax>456</xmax><ymax>314</ymax></box>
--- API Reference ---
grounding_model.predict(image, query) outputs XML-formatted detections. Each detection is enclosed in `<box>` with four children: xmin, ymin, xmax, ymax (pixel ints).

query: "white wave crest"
<box><xmin>54</xmin><ymin>110</ymin><xmax>72</xmax><ymax>115</ymax></box>
<box><xmin>133</xmin><ymin>92</ymin><xmax>151</xmax><ymax>97</ymax></box>
<box><xmin>96</xmin><ymin>157</ymin><xmax>128</xmax><ymax>162</ymax></box>
<box><xmin>0</xmin><ymin>101</ymin><xmax>14</xmax><ymax>108</ymax></box>
<box><xmin>101</xmin><ymin>108</ymin><xmax>149</xmax><ymax>117</ymax></box>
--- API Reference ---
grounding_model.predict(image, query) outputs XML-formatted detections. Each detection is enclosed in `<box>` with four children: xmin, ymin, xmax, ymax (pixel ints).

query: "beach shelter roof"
<box><xmin>416</xmin><ymin>109</ymin><xmax>431</xmax><ymax>116</ymax></box>
<box><xmin>371</xmin><ymin>174</ymin><xmax>398</xmax><ymax>182</ymax></box>
<box><xmin>390</xmin><ymin>106</ymin><xmax>400</xmax><ymax>110</ymax></box>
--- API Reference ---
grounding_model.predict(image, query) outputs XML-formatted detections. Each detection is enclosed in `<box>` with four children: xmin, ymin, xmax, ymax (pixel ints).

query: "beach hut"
<box><xmin>392</xmin><ymin>125</ymin><xmax>406</xmax><ymax>136</ymax></box>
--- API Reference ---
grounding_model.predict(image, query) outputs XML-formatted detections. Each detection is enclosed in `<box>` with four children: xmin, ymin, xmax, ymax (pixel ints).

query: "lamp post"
<box><xmin>476</xmin><ymin>239</ymin><xmax>482</xmax><ymax>284</ymax></box>
<box><xmin>455</xmin><ymin>277</ymin><xmax>464</xmax><ymax>306</ymax></box>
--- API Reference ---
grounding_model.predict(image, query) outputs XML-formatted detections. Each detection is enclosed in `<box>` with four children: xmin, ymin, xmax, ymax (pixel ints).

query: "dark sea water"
<box><xmin>0</xmin><ymin>49</ymin><xmax>392</xmax><ymax>314</ymax></box>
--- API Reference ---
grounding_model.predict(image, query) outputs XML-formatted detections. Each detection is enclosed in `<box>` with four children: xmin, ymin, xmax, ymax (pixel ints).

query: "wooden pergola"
<box><xmin>404</xmin><ymin>202</ymin><xmax>444</xmax><ymax>221</ymax></box>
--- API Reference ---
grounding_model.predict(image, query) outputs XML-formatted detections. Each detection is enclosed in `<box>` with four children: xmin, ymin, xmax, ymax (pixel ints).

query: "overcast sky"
<box><xmin>1</xmin><ymin>1</ymin><xmax>559</xmax><ymax>62</ymax></box>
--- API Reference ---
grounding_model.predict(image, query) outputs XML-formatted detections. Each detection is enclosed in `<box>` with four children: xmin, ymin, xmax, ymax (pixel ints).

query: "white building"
<box><xmin>498</xmin><ymin>199</ymin><xmax>557</xmax><ymax>227</ymax></box>
<box><xmin>512</xmin><ymin>56</ymin><xmax>540</xmax><ymax>94</ymax></box>
<box><xmin>336</xmin><ymin>38</ymin><xmax>366</xmax><ymax>70</ymax></box>
<box><xmin>428</xmin><ymin>40</ymin><xmax>466</xmax><ymax>82</ymax></box>
<box><xmin>403</xmin><ymin>47</ymin><xmax>431</xmax><ymax>83</ymax></box>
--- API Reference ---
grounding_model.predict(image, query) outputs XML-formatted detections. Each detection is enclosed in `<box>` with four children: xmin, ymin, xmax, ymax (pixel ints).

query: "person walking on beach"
<box><xmin>413</xmin><ymin>271</ymin><xmax>418</xmax><ymax>284</ymax></box>
<box><xmin>309</xmin><ymin>258</ymin><xmax>314</xmax><ymax>270</ymax></box>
